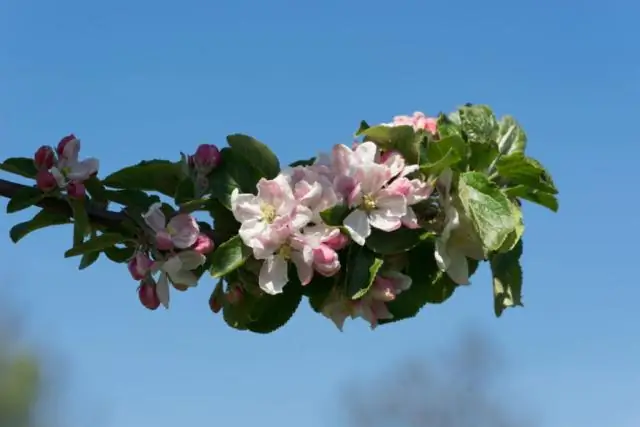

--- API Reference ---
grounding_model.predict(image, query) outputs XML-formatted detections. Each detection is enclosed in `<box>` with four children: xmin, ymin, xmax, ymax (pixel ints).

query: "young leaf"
<box><xmin>503</xmin><ymin>185</ymin><xmax>559</xmax><ymax>212</ymax></box>
<box><xmin>420</xmin><ymin>134</ymin><xmax>467</xmax><ymax>175</ymax></box>
<box><xmin>6</xmin><ymin>187</ymin><xmax>44</xmax><ymax>214</ymax></box>
<box><xmin>490</xmin><ymin>239</ymin><xmax>524</xmax><ymax>317</ymax></box>
<box><xmin>497</xmin><ymin>115</ymin><xmax>527</xmax><ymax>155</ymax></box>
<box><xmin>319</xmin><ymin>204</ymin><xmax>350</xmax><ymax>226</ymax></box>
<box><xmin>344</xmin><ymin>246</ymin><xmax>384</xmax><ymax>300</ymax></box>
<box><xmin>103</xmin><ymin>160</ymin><xmax>183</xmax><ymax>197</ymax></box>
<box><xmin>0</xmin><ymin>157</ymin><xmax>38</xmax><ymax>179</ymax></box>
<box><xmin>357</xmin><ymin>124</ymin><xmax>415</xmax><ymax>152</ymax></box>
<box><xmin>365</xmin><ymin>228</ymin><xmax>433</xmax><ymax>255</ymax></box>
<box><xmin>209</xmin><ymin>236</ymin><xmax>252</xmax><ymax>278</ymax></box>
<box><xmin>69</xmin><ymin>199</ymin><xmax>90</xmax><ymax>246</ymax></box>
<box><xmin>208</xmin><ymin>148</ymin><xmax>261</xmax><ymax>208</ymax></box>
<box><xmin>64</xmin><ymin>232</ymin><xmax>128</xmax><ymax>258</ymax></box>
<box><xmin>458</xmin><ymin>104</ymin><xmax>499</xmax><ymax>144</ymax></box>
<box><xmin>498</xmin><ymin>199</ymin><xmax>524</xmax><ymax>253</ymax></box>
<box><xmin>103</xmin><ymin>245</ymin><xmax>136</xmax><ymax>263</ymax></box>
<box><xmin>226</xmin><ymin>134</ymin><xmax>281</xmax><ymax>180</ymax></box>
<box><xmin>84</xmin><ymin>176</ymin><xmax>108</xmax><ymax>205</ymax></box>
<box><xmin>9</xmin><ymin>210</ymin><xmax>70</xmax><ymax>243</ymax></box>
<box><xmin>79</xmin><ymin>251</ymin><xmax>101</xmax><ymax>270</ymax></box>
<box><xmin>457</xmin><ymin>172</ymin><xmax>516</xmax><ymax>252</ymax></box>
<box><xmin>496</xmin><ymin>153</ymin><xmax>558</xmax><ymax>194</ymax></box>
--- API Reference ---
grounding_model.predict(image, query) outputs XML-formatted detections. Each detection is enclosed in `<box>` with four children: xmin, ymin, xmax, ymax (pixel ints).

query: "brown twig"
<box><xmin>0</xmin><ymin>178</ymin><xmax>126</xmax><ymax>229</ymax></box>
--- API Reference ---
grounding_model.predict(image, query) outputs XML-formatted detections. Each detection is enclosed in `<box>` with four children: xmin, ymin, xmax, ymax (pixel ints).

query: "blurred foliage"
<box><xmin>0</xmin><ymin>338</ymin><xmax>41</xmax><ymax>427</ymax></box>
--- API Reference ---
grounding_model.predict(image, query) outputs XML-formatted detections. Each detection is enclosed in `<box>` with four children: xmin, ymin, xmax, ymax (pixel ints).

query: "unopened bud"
<box><xmin>56</xmin><ymin>134</ymin><xmax>78</xmax><ymax>157</ymax></box>
<box><xmin>67</xmin><ymin>181</ymin><xmax>85</xmax><ymax>199</ymax></box>
<box><xmin>138</xmin><ymin>281</ymin><xmax>161</xmax><ymax>310</ymax></box>
<box><xmin>36</xmin><ymin>170</ymin><xmax>57</xmax><ymax>192</ymax></box>
<box><xmin>127</xmin><ymin>252</ymin><xmax>152</xmax><ymax>281</ymax></box>
<box><xmin>34</xmin><ymin>146</ymin><xmax>55</xmax><ymax>170</ymax></box>
<box><xmin>193</xmin><ymin>233</ymin><xmax>214</xmax><ymax>255</ymax></box>
<box><xmin>192</xmin><ymin>144</ymin><xmax>221</xmax><ymax>175</ymax></box>
<box><xmin>324</xmin><ymin>232</ymin><xmax>349</xmax><ymax>250</ymax></box>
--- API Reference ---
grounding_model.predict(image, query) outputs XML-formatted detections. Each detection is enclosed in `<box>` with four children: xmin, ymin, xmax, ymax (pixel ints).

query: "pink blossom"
<box><xmin>128</xmin><ymin>252</ymin><xmax>153</xmax><ymax>281</ymax></box>
<box><xmin>190</xmin><ymin>143</ymin><xmax>221</xmax><ymax>175</ymax></box>
<box><xmin>36</xmin><ymin>170</ymin><xmax>57</xmax><ymax>192</ymax></box>
<box><xmin>193</xmin><ymin>233</ymin><xmax>215</xmax><ymax>255</ymax></box>
<box><xmin>142</xmin><ymin>203</ymin><xmax>200</xmax><ymax>251</ymax></box>
<box><xmin>299</xmin><ymin>224</ymin><xmax>342</xmax><ymax>277</ymax></box>
<box><xmin>386</xmin><ymin>177</ymin><xmax>433</xmax><ymax>229</ymax></box>
<box><xmin>257</xmin><ymin>231</ymin><xmax>314</xmax><ymax>294</ymax></box>
<box><xmin>151</xmin><ymin>250</ymin><xmax>207</xmax><ymax>308</ymax></box>
<box><xmin>50</xmin><ymin>135</ymin><xmax>99</xmax><ymax>189</ymax></box>
<box><xmin>285</xmin><ymin>166</ymin><xmax>338</xmax><ymax>217</ymax></box>
<box><xmin>389</xmin><ymin>112</ymin><xmax>438</xmax><ymax>134</ymax></box>
<box><xmin>34</xmin><ymin>145</ymin><xmax>55</xmax><ymax>170</ymax></box>
<box><xmin>230</xmin><ymin>174</ymin><xmax>313</xmax><ymax>259</ymax></box>
<box><xmin>323</xmin><ymin>230</ymin><xmax>349</xmax><ymax>250</ymax></box>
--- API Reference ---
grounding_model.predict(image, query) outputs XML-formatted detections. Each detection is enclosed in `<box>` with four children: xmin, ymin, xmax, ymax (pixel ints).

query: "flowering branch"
<box><xmin>0</xmin><ymin>106</ymin><xmax>560</xmax><ymax>334</ymax></box>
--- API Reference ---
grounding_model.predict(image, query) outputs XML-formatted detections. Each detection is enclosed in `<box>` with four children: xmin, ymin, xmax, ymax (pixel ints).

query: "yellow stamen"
<box><xmin>362</xmin><ymin>194</ymin><xmax>377</xmax><ymax>211</ymax></box>
<box><xmin>261</xmin><ymin>203</ymin><xmax>276</xmax><ymax>224</ymax></box>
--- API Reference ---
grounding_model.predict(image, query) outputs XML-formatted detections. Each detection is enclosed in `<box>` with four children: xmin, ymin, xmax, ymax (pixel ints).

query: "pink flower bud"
<box><xmin>193</xmin><ymin>233</ymin><xmax>214</xmax><ymax>255</ymax></box>
<box><xmin>324</xmin><ymin>232</ymin><xmax>349</xmax><ymax>250</ymax></box>
<box><xmin>34</xmin><ymin>145</ymin><xmax>55</xmax><ymax>170</ymax></box>
<box><xmin>36</xmin><ymin>170</ymin><xmax>57</xmax><ymax>192</ymax></box>
<box><xmin>138</xmin><ymin>281</ymin><xmax>160</xmax><ymax>310</ymax></box>
<box><xmin>128</xmin><ymin>252</ymin><xmax>153</xmax><ymax>281</ymax></box>
<box><xmin>312</xmin><ymin>244</ymin><xmax>341</xmax><ymax>277</ymax></box>
<box><xmin>155</xmin><ymin>231</ymin><xmax>174</xmax><ymax>251</ymax></box>
<box><xmin>67</xmin><ymin>180</ymin><xmax>85</xmax><ymax>199</ymax></box>
<box><xmin>56</xmin><ymin>134</ymin><xmax>77</xmax><ymax>157</ymax></box>
<box><xmin>192</xmin><ymin>144</ymin><xmax>221</xmax><ymax>175</ymax></box>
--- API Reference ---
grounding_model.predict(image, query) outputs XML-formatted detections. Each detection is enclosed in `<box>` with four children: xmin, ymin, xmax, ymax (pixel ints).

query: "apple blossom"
<box><xmin>128</xmin><ymin>252</ymin><xmax>153</xmax><ymax>281</ymax></box>
<box><xmin>285</xmin><ymin>166</ymin><xmax>338</xmax><ymax>218</ymax></box>
<box><xmin>193</xmin><ymin>233</ymin><xmax>215</xmax><ymax>255</ymax></box>
<box><xmin>34</xmin><ymin>145</ymin><xmax>55</xmax><ymax>170</ymax></box>
<box><xmin>151</xmin><ymin>250</ymin><xmax>207</xmax><ymax>308</ymax></box>
<box><xmin>142</xmin><ymin>203</ymin><xmax>200</xmax><ymax>251</ymax></box>
<box><xmin>387</xmin><ymin>111</ymin><xmax>438</xmax><ymax>134</ymax></box>
<box><xmin>190</xmin><ymin>143</ymin><xmax>221</xmax><ymax>175</ymax></box>
<box><xmin>35</xmin><ymin>170</ymin><xmax>57</xmax><ymax>192</ymax></box>
<box><xmin>50</xmin><ymin>135</ymin><xmax>99</xmax><ymax>190</ymax></box>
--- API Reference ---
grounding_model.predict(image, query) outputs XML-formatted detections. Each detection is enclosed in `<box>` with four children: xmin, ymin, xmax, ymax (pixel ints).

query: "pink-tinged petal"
<box><xmin>368</xmin><ymin>212</ymin><xmax>402</xmax><ymax>232</ymax></box>
<box><xmin>61</xmin><ymin>137</ymin><xmax>81</xmax><ymax>162</ymax></box>
<box><xmin>374</xmin><ymin>192</ymin><xmax>407</xmax><ymax>218</ymax></box>
<box><xmin>177</xmin><ymin>250</ymin><xmax>207</xmax><ymax>270</ymax></box>
<box><xmin>156</xmin><ymin>273</ymin><xmax>170</xmax><ymax>309</ymax></box>
<box><xmin>382</xmin><ymin>151</ymin><xmax>406</xmax><ymax>177</ymax></box>
<box><xmin>290</xmin><ymin>250</ymin><xmax>313</xmax><ymax>285</ymax></box>
<box><xmin>323</xmin><ymin>230</ymin><xmax>349</xmax><ymax>250</ymax></box>
<box><xmin>331</xmin><ymin>144</ymin><xmax>355</xmax><ymax>176</ymax></box>
<box><xmin>155</xmin><ymin>231</ymin><xmax>174</xmax><ymax>251</ymax></box>
<box><xmin>383</xmin><ymin>270</ymin><xmax>412</xmax><ymax>293</ymax></box>
<box><xmin>168</xmin><ymin>213</ymin><xmax>200</xmax><ymax>249</ymax></box>
<box><xmin>401</xmin><ymin>208</ymin><xmax>421</xmax><ymax>229</ymax></box>
<box><xmin>343</xmin><ymin>209</ymin><xmax>371</xmax><ymax>246</ymax></box>
<box><xmin>258</xmin><ymin>255</ymin><xmax>289</xmax><ymax>295</ymax></box>
<box><xmin>230</xmin><ymin>190</ymin><xmax>263</xmax><ymax>223</ymax></box>
<box><xmin>193</xmin><ymin>233</ymin><xmax>215</xmax><ymax>254</ymax></box>
<box><xmin>67</xmin><ymin>157</ymin><xmax>99</xmax><ymax>181</ymax></box>
<box><xmin>290</xmin><ymin>205</ymin><xmax>313</xmax><ymax>230</ymax></box>
<box><xmin>386</xmin><ymin>177</ymin><xmax>412</xmax><ymax>197</ymax></box>
<box><xmin>50</xmin><ymin>167</ymin><xmax>67</xmax><ymax>188</ymax></box>
<box><xmin>143</xmin><ymin>203</ymin><xmax>167</xmax><ymax>233</ymax></box>
<box><xmin>258</xmin><ymin>175</ymin><xmax>295</xmax><ymax>213</ymax></box>
<box><xmin>346</xmin><ymin>183</ymin><xmax>363</xmax><ymax>208</ymax></box>
<box><xmin>356</xmin><ymin>163</ymin><xmax>391</xmax><ymax>194</ymax></box>
<box><xmin>238</xmin><ymin>218</ymin><xmax>268</xmax><ymax>247</ymax></box>
<box><xmin>407</xmin><ymin>179</ymin><xmax>433</xmax><ymax>204</ymax></box>
<box><xmin>354</xmin><ymin>141</ymin><xmax>378</xmax><ymax>164</ymax></box>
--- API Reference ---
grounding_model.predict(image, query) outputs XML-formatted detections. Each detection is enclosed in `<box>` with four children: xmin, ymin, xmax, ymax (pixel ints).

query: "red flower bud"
<box><xmin>34</xmin><ymin>145</ymin><xmax>55</xmax><ymax>170</ymax></box>
<box><xmin>138</xmin><ymin>282</ymin><xmax>161</xmax><ymax>310</ymax></box>
<box><xmin>67</xmin><ymin>181</ymin><xmax>85</xmax><ymax>199</ymax></box>
<box><xmin>36</xmin><ymin>170</ymin><xmax>57</xmax><ymax>192</ymax></box>
<box><xmin>193</xmin><ymin>233</ymin><xmax>214</xmax><ymax>255</ymax></box>
<box><xmin>192</xmin><ymin>144</ymin><xmax>220</xmax><ymax>175</ymax></box>
<box><xmin>56</xmin><ymin>134</ymin><xmax>77</xmax><ymax>157</ymax></box>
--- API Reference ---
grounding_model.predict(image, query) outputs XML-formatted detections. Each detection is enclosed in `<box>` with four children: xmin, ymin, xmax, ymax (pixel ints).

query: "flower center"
<box><xmin>166</xmin><ymin>224</ymin><xmax>176</xmax><ymax>236</ymax></box>
<box><xmin>61</xmin><ymin>166</ymin><xmax>72</xmax><ymax>177</ymax></box>
<box><xmin>261</xmin><ymin>203</ymin><xmax>276</xmax><ymax>223</ymax></box>
<box><xmin>362</xmin><ymin>194</ymin><xmax>377</xmax><ymax>211</ymax></box>
<box><xmin>279</xmin><ymin>244</ymin><xmax>292</xmax><ymax>260</ymax></box>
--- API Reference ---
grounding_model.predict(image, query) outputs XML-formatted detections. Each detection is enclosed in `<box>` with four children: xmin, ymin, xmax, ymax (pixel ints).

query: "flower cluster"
<box><xmin>230</xmin><ymin>139</ymin><xmax>433</xmax><ymax>296</ymax></box>
<box><xmin>129</xmin><ymin>203</ymin><xmax>215</xmax><ymax>310</ymax></box>
<box><xmin>33</xmin><ymin>135</ymin><xmax>100</xmax><ymax>198</ymax></box>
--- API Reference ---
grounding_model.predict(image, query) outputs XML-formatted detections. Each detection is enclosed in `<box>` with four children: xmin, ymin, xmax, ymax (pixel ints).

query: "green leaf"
<box><xmin>490</xmin><ymin>239</ymin><xmax>524</xmax><ymax>317</ymax></box>
<box><xmin>103</xmin><ymin>189</ymin><xmax>160</xmax><ymax>209</ymax></box>
<box><xmin>84</xmin><ymin>176</ymin><xmax>108</xmax><ymax>204</ymax></box>
<box><xmin>365</xmin><ymin>228</ymin><xmax>433</xmax><ymax>255</ymax></box>
<box><xmin>64</xmin><ymin>232</ymin><xmax>128</xmax><ymax>258</ymax></box>
<box><xmin>6</xmin><ymin>187</ymin><xmax>44</xmax><ymax>214</ymax></box>
<box><xmin>9</xmin><ymin>210</ymin><xmax>71</xmax><ymax>243</ymax></box>
<box><xmin>381</xmin><ymin>241</ymin><xmax>451</xmax><ymax>324</ymax></box>
<box><xmin>208</xmin><ymin>148</ymin><xmax>261</xmax><ymax>208</ymax></box>
<box><xmin>498</xmin><ymin>199</ymin><xmax>524</xmax><ymax>253</ymax></box>
<box><xmin>458</xmin><ymin>104</ymin><xmax>499</xmax><ymax>144</ymax></box>
<box><xmin>420</xmin><ymin>134</ymin><xmax>467</xmax><ymax>175</ymax></box>
<box><xmin>355</xmin><ymin>120</ymin><xmax>370</xmax><ymax>135</ymax></box>
<box><xmin>79</xmin><ymin>251</ymin><xmax>100</xmax><ymax>270</ymax></box>
<box><xmin>503</xmin><ymin>185</ymin><xmax>559</xmax><ymax>212</ymax></box>
<box><xmin>496</xmin><ymin>153</ymin><xmax>558</xmax><ymax>194</ymax></box>
<box><xmin>319</xmin><ymin>204</ymin><xmax>350</xmax><ymax>226</ymax></box>
<box><xmin>103</xmin><ymin>245</ymin><xmax>135</xmax><ymax>263</ymax></box>
<box><xmin>289</xmin><ymin>158</ymin><xmax>316</xmax><ymax>167</ymax></box>
<box><xmin>208</xmin><ymin>200</ymin><xmax>240</xmax><ymax>240</ymax></box>
<box><xmin>497</xmin><ymin>115</ymin><xmax>527</xmax><ymax>155</ymax></box>
<box><xmin>174</xmin><ymin>178</ymin><xmax>195</xmax><ymax>205</ymax></box>
<box><xmin>226</xmin><ymin>134</ymin><xmax>281</xmax><ymax>180</ymax></box>
<box><xmin>345</xmin><ymin>246</ymin><xmax>384</xmax><ymax>300</ymax></box>
<box><xmin>357</xmin><ymin>124</ymin><xmax>415</xmax><ymax>153</ymax></box>
<box><xmin>436</xmin><ymin>113</ymin><xmax>462</xmax><ymax>139</ymax></box>
<box><xmin>457</xmin><ymin>172</ymin><xmax>517</xmax><ymax>252</ymax></box>
<box><xmin>246</xmin><ymin>274</ymin><xmax>303</xmax><ymax>334</ymax></box>
<box><xmin>69</xmin><ymin>199</ymin><xmax>90</xmax><ymax>246</ymax></box>
<box><xmin>468</xmin><ymin>141</ymin><xmax>500</xmax><ymax>171</ymax></box>
<box><xmin>209</xmin><ymin>236</ymin><xmax>252</xmax><ymax>278</ymax></box>
<box><xmin>103</xmin><ymin>160</ymin><xmax>183</xmax><ymax>197</ymax></box>
<box><xmin>0</xmin><ymin>157</ymin><xmax>38</xmax><ymax>179</ymax></box>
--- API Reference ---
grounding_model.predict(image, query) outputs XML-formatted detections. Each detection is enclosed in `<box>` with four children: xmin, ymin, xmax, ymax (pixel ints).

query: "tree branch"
<box><xmin>0</xmin><ymin>178</ymin><xmax>126</xmax><ymax>229</ymax></box>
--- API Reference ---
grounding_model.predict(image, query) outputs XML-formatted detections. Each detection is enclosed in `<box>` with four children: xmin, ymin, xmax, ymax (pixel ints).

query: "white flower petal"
<box><xmin>67</xmin><ymin>157</ymin><xmax>99</xmax><ymax>181</ymax></box>
<box><xmin>258</xmin><ymin>255</ymin><xmax>289</xmax><ymax>295</ymax></box>
<box><xmin>343</xmin><ymin>209</ymin><xmax>371</xmax><ymax>246</ymax></box>
<box><xmin>178</xmin><ymin>250</ymin><xmax>207</xmax><ymax>270</ymax></box>
<box><xmin>354</xmin><ymin>141</ymin><xmax>378</xmax><ymax>164</ymax></box>
<box><xmin>368</xmin><ymin>211</ymin><xmax>402</xmax><ymax>232</ymax></box>
<box><xmin>238</xmin><ymin>218</ymin><xmax>268</xmax><ymax>246</ymax></box>
<box><xmin>374</xmin><ymin>193</ymin><xmax>407</xmax><ymax>218</ymax></box>
<box><xmin>156</xmin><ymin>274</ymin><xmax>171</xmax><ymax>309</ymax></box>
<box><xmin>230</xmin><ymin>192</ymin><xmax>263</xmax><ymax>223</ymax></box>
<box><xmin>445</xmin><ymin>250</ymin><xmax>470</xmax><ymax>285</ymax></box>
<box><xmin>143</xmin><ymin>202</ymin><xmax>166</xmax><ymax>232</ymax></box>
<box><xmin>50</xmin><ymin>167</ymin><xmax>67</xmax><ymax>187</ymax></box>
<box><xmin>168</xmin><ymin>269</ymin><xmax>199</xmax><ymax>287</ymax></box>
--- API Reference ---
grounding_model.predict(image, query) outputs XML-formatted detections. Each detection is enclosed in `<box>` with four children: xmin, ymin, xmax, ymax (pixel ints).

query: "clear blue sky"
<box><xmin>1</xmin><ymin>0</ymin><xmax>639</xmax><ymax>426</ymax></box>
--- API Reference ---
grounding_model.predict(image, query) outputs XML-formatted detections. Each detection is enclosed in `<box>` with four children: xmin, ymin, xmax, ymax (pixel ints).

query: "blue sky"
<box><xmin>1</xmin><ymin>0</ymin><xmax>639</xmax><ymax>426</ymax></box>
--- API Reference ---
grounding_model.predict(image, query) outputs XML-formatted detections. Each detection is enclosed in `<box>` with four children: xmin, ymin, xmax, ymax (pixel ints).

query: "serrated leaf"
<box><xmin>9</xmin><ymin>210</ymin><xmax>70</xmax><ymax>243</ymax></box>
<box><xmin>497</xmin><ymin>115</ymin><xmax>527</xmax><ymax>155</ymax></box>
<box><xmin>64</xmin><ymin>232</ymin><xmax>128</xmax><ymax>258</ymax></box>
<box><xmin>420</xmin><ymin>134</ymin><xmax>467</xmax><ymax>175</ymax></box>
<box><xmin>496</xmin><ymin>153</ymin><xmax>558</xmax><ymax>194</ymax></box>
<box><xmin>6</xmin><ymin>186</ymin><xmax>44</xmax><ymax>213</ymax></box>
<box><xmin>457</xmin><ymin>172</ymin><xmax>516</xmax><ymax>252</ymax></box>
<box><xmin>84</xmin><ymin>176</ymin><xmax>108</xmax><ymax>204</ymax></box>
<box><xmin>208</xmin><ymin>148</ymin><xmax>261</xmax><ymax>208</ymax></box>
<box><xmin>498</xmin><ymin>198</ymin><xmax>524</xmax><ymax>253</ymax></box>
<box><xmin>289</xmin><ymin>158</ymin><xmax>316</xmax><ymax>167</ymax></box>
<box><xmin>246</xmin><ymin>273</ymin><xmax>303</xmax><ymax>334</ymax></box>
<box><xmin>503</xmin><ymin>185</ymin><xmax>559</xmax><ymax>212</ymax></box>
<box><xmin>490</xmin><ymin>240</ymin><xmax>524</xmax><ymax>317</ymax></box>
<box><xmin>345</xmin><ymin>245</ymin><xmax>384</xmax><ymax>300</ymax></box>
<box><xmin>103</xmin><ymin>160</ymin><xmax>183</xmax><ymax>197</ymax></box>
<box><xmin>356</xmin><ymin>124</ymin><xmax>415</xmax><ymax>152</ymax></box>
<box><xmin>0</xmin><ymin>157</ymin><xmax>38</xmax><ymax>179</ymax></box>
<box><xmin>209</xmin><ymin>236</ymin><xmax>252</xmax><ymax>278</ymax></box>
<box><xmin>459</xmin><ymin>104</ymin><xmax>499</xmax><ymax>144</ymax></box>
<box><xmin>226</xmin><ymin>134</ymin><xmax>280</xmax><ymax>180</ymax></box>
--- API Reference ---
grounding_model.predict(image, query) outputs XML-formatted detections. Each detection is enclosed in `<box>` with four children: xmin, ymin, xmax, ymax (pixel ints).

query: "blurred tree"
<box><xmin>343</xmin><ymin>329</ymin><xmax>536</xmax><ymax>427</ymax></box>
<box><xmin>0</xmin><ymin>346</ymin><xmax>41</xmax><ymax>427</ymax></box>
